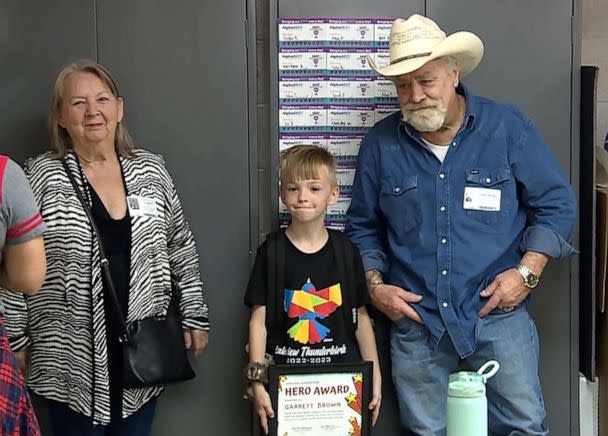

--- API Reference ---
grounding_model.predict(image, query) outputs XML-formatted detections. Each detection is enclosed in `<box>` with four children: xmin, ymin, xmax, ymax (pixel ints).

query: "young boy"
<box><xmin>244</xmin><ymin>145</ymin><xmax>382</xmax><ymax>434</ymax></box>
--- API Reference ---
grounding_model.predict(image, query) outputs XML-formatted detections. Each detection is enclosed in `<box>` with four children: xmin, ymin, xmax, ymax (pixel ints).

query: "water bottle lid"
<box><xmin>448</xmin><ymin>371</ymin><xmax>486</xmax><ymax>398</ymax></box>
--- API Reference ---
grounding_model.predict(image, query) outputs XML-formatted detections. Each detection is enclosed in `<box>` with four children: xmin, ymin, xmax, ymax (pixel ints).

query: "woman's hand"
<box><xmin>183</xmin><ymin>329</ymin><xmax>209</xmax><ymax>358</ymax></box>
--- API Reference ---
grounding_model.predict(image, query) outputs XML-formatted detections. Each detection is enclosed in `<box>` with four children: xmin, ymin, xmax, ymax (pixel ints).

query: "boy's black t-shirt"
<box><xmin>244</xmin><ymin>231</ymin><xmax>369</xmax><ymax>364</ymax></box>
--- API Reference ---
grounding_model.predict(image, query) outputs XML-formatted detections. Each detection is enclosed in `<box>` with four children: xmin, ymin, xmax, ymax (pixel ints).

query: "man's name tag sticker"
<box><xmin>463</xmin><ymin>187</ymin><xmax>501</xmax><ymax>211</ymax></box>
<box><xmin>127</xmin><ymin>195</ymin><xmax>158</xmax><ymax>217</ymax></box>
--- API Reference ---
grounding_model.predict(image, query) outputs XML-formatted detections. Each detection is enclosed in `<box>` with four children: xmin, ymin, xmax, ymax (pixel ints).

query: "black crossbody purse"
<box><xmin>62</xmin><ymin>160</ymin><xmax>195</xmax><ymax>389</ymax></box>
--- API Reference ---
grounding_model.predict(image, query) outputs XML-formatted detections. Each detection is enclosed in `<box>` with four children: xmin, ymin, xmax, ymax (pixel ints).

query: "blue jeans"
<box><xmin>391</xmin><ymin>305</ymin><xmax>547</xmax><ymax>436</ymax></box>
<box><xmin>45</xmin><ymin>397</ymin><xmax>157</xmax><ymax>436</ymax></box>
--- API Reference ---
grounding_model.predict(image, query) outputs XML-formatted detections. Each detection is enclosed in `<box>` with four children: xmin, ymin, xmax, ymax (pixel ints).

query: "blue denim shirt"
<box><xmin>345</xmin><ymin>85</ymin><xmax>577</xmax><ymax>358</ymax></box>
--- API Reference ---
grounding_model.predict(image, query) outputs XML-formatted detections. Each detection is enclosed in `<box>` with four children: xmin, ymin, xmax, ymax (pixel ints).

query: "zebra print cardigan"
<box><xmin>0</xmin><ymin>149</ymin><xmax>209</xmax><ymax>425</ymax></box>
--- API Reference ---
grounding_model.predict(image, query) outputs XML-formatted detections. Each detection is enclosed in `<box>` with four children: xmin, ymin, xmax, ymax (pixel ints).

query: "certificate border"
<box><xmin>267</xmin><ymin>361</ymin><xmax>373</xmax><ymax>436</ymax></box>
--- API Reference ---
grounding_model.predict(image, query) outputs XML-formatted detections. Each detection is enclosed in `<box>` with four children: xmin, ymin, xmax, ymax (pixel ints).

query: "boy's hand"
<box><xmin>253</xmin><ymin>382</ymin><xmax>275</xmax><ymax>434</ymax></box>
<box><xmin>369</xmin><ymin>371</ymin><xmax>382</xmax><ymax>426</ymax></box>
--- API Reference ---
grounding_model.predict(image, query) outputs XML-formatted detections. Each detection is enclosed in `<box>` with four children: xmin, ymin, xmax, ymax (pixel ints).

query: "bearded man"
<box><xmin>345</xmin><ymin>14</ymin><xmax>576</xmax><ymax>435</ymax></box>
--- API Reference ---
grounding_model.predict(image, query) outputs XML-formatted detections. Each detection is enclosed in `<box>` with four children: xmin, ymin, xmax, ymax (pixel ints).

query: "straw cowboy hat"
<box><xmin>369</xmin><ymin>14</ymin><xmax>484</xmax><ymax>78</ymax></box>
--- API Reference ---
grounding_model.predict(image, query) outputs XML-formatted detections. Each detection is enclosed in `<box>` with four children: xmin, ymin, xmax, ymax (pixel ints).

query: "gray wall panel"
<box><xmin>427</xmin><ymin>1</ymin><xmax>577</xmax><ymax>435</ymax></box>
<box><xmin>428</xmin><ymin>2</ymin><xmax>573</xmax><ymax>174</ymax></box>
<box><xmin>0</xmin><ymin>1</ymin><xmax>96</xmax><ymax>162</ymax></box>
<box><xmin>571</xmin><ymin>0</ymin><xmax>581</xmax><ymax>431</ymax></box>
<box><xmin>97</xmin><ymin>1</ymin><xmax>251</xmax><ymax>435</ymax></box>
<box><xmin>0</xmin><ymin>1</ymin><xmax>96</xmax><ymax>431</ymax></box>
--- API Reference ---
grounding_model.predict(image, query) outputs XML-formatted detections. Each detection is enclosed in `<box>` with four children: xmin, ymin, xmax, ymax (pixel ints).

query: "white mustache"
<box><xmin>405</xmin><ymin>103</ymin><xmax>439</xmax><ymax>111</ymax></box>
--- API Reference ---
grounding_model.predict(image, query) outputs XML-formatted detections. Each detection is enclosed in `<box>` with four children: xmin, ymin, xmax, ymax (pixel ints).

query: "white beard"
<box><xmin>402</xmin><ymin>100</ymin><xmax>448</xmax><ymax>132</ymax></box>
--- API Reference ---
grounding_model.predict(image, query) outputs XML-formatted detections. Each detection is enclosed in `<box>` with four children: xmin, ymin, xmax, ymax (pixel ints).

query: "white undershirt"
<box><xmin>421</xmin><ymin>137</ymin><xmax>449</xmax><ymax>163</ymax></box>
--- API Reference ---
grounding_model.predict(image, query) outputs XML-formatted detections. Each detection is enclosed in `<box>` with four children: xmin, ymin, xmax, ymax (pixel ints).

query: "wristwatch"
<box><xmin>244</xmin><ymin>361</ymin><xmax>268</xmax><ymax>384</ymax></box>
<box><xmin>516</xmin><ymin>262</ymin><xmax>540</xmax><ymax>289</ymax></box>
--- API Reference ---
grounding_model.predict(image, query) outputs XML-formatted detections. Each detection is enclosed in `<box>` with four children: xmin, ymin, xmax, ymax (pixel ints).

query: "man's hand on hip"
<box><xmin>371</xmin><ymin>284</ymin><xmax>423</xmax><ymax>323</ymax></box>
<box><xmin>478</xmin><ymin>268</ymin><xmax>530</xmax><ymax>317</ymax></box>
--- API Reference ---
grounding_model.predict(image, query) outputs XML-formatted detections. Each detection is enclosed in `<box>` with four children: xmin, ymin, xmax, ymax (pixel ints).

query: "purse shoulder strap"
<box><xmin>61</xmin><ymin>159</ymin><xmax>131</xmax><ymax>343</ymax></box>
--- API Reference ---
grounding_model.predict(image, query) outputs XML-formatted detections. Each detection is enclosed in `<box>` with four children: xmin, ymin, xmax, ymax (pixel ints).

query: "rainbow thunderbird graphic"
<box><xmin>284</xmin><ymin>279</ymin><xmax>342</xmax><ymax>344</ymax></box>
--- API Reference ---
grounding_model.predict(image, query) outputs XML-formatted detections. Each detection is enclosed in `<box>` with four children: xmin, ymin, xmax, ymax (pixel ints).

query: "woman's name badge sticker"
<box><xmin>127</xmin><ymin>195</ymin><xmax>158</xmax><ymax>217</ymax></box>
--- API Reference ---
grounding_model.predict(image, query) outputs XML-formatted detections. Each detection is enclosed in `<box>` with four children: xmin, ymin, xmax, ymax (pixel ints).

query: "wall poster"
<box><xmin>277</xmin><ymin>18</ymin><xmax>399</xmax><ymax>230</ymax></box>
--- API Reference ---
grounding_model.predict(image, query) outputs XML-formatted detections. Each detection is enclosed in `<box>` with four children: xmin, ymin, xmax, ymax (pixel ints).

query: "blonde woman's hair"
<box><xmin>279</xmin><ymin>145</ymin><xmax>338</xmax><ymax>188</ymax></box>
<box><xmin>49</xmin><ymin>60</ymin><xmax>135</xmax><ymax>158</ymax></box>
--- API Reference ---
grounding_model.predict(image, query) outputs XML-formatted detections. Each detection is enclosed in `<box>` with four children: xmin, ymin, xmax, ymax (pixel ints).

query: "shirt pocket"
<box><xmin>379</xmin><ymin>175</ymin><xmax>422</xmax><ymax>234</ymax></box>
<box><xmin>463</xmin><ymin>167</ymin><xmax>513</xmax><ymax>228</ymax></box>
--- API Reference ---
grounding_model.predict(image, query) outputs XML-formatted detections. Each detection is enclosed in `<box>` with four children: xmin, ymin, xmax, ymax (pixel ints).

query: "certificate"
<box><xmin>268</xmin><ymin>361</ymin><xmax>372</xmax><ymax>436</ymax></box>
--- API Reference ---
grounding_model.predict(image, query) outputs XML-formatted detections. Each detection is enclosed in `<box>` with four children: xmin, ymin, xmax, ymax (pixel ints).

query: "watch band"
<box><xmin>517</xmin><ymin>262</ymin><xmax>532</xmax><ymax>277</ymax></box>
<box><xmin>244</xmin><ymin>361</ymin><xmax>269</xmax><ymax>384</ymax></box>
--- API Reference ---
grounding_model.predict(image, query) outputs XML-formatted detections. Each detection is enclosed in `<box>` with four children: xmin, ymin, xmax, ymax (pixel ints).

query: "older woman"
<box><xmin>2</xmin><ymin>60</ymin><xmax>210</xmax><ymax>435</ymax></box>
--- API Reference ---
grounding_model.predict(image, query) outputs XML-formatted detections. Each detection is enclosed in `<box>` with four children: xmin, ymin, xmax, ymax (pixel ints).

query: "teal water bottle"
<box><xmin>447</xmin><ymin>360</ymin><xmax>500</xmax><ymax>436</ymax></box>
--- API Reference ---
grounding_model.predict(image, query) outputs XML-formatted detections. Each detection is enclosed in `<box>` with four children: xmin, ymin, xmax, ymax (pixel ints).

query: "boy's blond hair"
<box><xmin>279</xmin><ymin>145</ymin><xmax>338</xmax><ymax>188</ymax></box>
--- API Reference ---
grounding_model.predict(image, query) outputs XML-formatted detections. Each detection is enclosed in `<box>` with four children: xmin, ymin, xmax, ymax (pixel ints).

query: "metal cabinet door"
<box><xmin>96</xmin><ymin>1</ymin><xmax>251</xmax><ymax>435</ymax></box>
<box><xmin>0</xmin><ymin>0</ymin><xmax>96</xmax><ymax>162</ymax></box>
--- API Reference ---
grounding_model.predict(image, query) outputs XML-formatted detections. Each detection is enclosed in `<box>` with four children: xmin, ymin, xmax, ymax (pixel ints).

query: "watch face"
<box><xmin>518</xmin><ymin>263</ymin><xmax>539</xmax><ymax>289</ymax></box>
<box><xmin>526</xmin><ymin>274</ymin><xmax>540</xmax><ymax>288</ymax></box>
